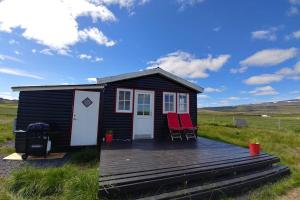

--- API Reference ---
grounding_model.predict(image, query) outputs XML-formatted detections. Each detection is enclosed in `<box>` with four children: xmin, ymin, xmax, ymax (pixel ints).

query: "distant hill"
<box><xmin>199</xmin><ymin>99</ymin><xmax>300</xmax><ymax>114</ymax></box>
<box><xmin>0</xmin><ymin>97</ymin><xmax>18</xmax><ymax>104</ymax></box>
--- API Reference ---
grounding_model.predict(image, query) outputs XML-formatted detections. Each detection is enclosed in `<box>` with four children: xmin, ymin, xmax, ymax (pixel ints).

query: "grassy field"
<box><xmin>0</xmin><ymin>148</ymin><xmax>99</xmax><ymax>200</ymax></box>
<box><xmin>0</xmin><ymin>103</ymin><xmax>16</xmax><ymax>143</ymax></box>
<box><xmin>198</xmin><ymin>111</ymin><xmax>300</xmax><ymax>200</ymax></box>
<box><xmin>1</xmin><ymin>102</ymin><xmax>300</xmax><ymax>199</ymax></box>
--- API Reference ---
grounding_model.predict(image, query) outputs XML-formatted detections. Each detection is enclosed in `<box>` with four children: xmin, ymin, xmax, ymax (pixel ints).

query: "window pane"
<box><xmin>183</xmin><ymin>96</ymin><xmax>187</xmax><ymax>104</ymax></box>
<box><xmin>125</xmin><ymin>91</ymin><xmax>130</xmax><ymax>101</ymax></box>
<box><xmin>165</xmin><ymin>94</ymin><xmax>169</xmax><ymax>102</ymax></box>
<box><xmin>165</xmin><ymin>102</ymin><xmax>169</xmax><ymax>112</ymax></box>
<box><xmin>119</xmin><ymin>91</ymin><xmax>124</xmax><ymax>100</ymax></box>
<box><xmin>118</xmin><ymin>100</ymin><xmax>124</xmax><ymax>110</ymax></box>
<box><xmin>144</xmin><ymin>104</ymin><xmax>150</xmax><ymax>112</ymax></box>
<box><xmin>183</xmin><ymin>104</ymin><xmax>187</xmax><ymax>112</ymax></box>
<box><xmin>169</xmin><ymin>95</ymin><xmax>174</xmax><ymax>103</ymax></box>
<box><xmin>124</xmin><ymin>101</ymin><xmax>130</xmax><ymax>110</ymax></box>
<box><xmin>144</xmin><ymin>94</ymin><xmax>150</xmax><ymax>104</ymax></box>
<box><xmin>170</xmin><ymin>103</ymin><xmax>174</xmax><ymax>111</ymax></box>
<box><xmin>138</xmin><ymin>94</ymin><xmax>143</xmax><ymax>104</ymax></box>
<box><xmin>137</xmin><ymin>104</ymin><xmax>143</xmax><ymax>113</ymax></box>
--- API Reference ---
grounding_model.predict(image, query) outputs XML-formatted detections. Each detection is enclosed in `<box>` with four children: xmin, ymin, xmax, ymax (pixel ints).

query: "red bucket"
<box><xmin>249</xmin><ymin>143</ymin><xmax>260</xmax><ymax>156</ymax></box>
<box><xmin>105</xmin><ymin>133</ymin><xmax>113</xmax><ymax>144</ymax></box>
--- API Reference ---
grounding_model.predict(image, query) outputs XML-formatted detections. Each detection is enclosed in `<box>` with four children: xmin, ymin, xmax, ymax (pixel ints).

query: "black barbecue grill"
<box><xmin>15</xmin><ymin>122</ymin><xmax>51</xmax><ymax>160</ymax></box>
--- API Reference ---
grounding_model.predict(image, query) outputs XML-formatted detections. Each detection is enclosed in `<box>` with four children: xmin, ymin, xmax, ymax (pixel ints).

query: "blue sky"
<box><xmin>0</xmin><ymin>0</ymin><xmax>300</xmax><ymax>107</ymax></box>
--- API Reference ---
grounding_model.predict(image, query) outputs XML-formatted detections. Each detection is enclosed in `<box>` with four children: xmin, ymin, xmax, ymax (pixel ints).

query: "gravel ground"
<box><xmin>0</xmin><ymin>141</ymin><xmax>70</xmax><ymax>177</ymax></box>
<box><xmin>0</xmin><ymin>141</ymin><xmax>23</xmax><ymax>177</ymax></box>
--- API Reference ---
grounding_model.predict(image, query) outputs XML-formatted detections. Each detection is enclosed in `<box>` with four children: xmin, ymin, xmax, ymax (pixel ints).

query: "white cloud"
<box><xmin>249</xmin><ymin>86</ymin><xmax>278</xmax><ymax>96</ymax></box>
<box><xmin>227</xmin><ymin>96</ymin><xmax>240</xmax><ymax>100</ymax></box>
<box><xmin>288</xmin><ymin>0</ymin><xmax>300</xmax><ymax>16</ymax></box>
<box><xmin>219</xmin><ymin>99</ymin><xmax>230</xmax><ymax>106</ymax></box>
<box><xmin>292</xmin><ymin>30</ymin><xmax>300</xmax><ymax>39</ymax></box>
<box><xmin>78</xmin><ymin>54</ymin><xmax>103</xmax><ymax>62</ymax></box>
<box><xmin>39</xmin><ymin>48</ymin><xmax>70</xmax><ymax>56</ymax></box>
<box><xmin>289</xmin><ymin>0</ymin><xmax>300</xmax><ymax>5</ymax></box>
<box><xmin>229</xmin><ymin>66</ymin><xmax>248</xmax><ymax>74</ymax></box>
<box><xmin>147</xmin><ymin>51</ymin><xmax>230</xmax><ymax>78</ymax></box>
<box><xmin>79</xmin><ymin>54</ymin><xmax>92</xmax><ymax>60</ymax></box>
<box><xmin>79</xmin><ymin>27</ymin><xmax>116</xmax><ymax>47</ymax></box>
<box><xmin>240</xmin><ymin>48</ymin><xmax>298</xmax><ymax>67</ymax></box>
<box><xmin>251</xmin><ymin>28</ymin><xmax>277</xmax><ymax>41</ymax></box>
<box><xmin>8</xmin><ymin>39</ymin><xmax>19</xmax><ymax>45</ymax></box>
<box><xmin>0</xmin><ymin>92</ymin><xmax>18</xmax><ymax>100</ymax></box>
<box><xmin>0</xmin><ymin>54</ymin><xmax>23</xmax><ymax>63</ymax></box>
<box><xmin>14</xmin><ymin>50</ymin><xmax>21</xmax><ymax>55</ymax></box>
<box><xmin>87</xmin><ymin>77</ymin><xmax>97</xmax><ymax>83</ymax></box>
<box><xmin>244</xmin><ymin>74</ymin><xmax>283</xmax><ymax>85</ymax></box>
<box><xmin>0</xmin><ymin>0</ymin><xmax>117</xmax><ymax>52</ymax></box>
<box><xmin>287</xmin><ymin>6</ymin><xmax>299</xmax><ymax>16</ymax></box>
<box><xmin>197</xmin><ymin>94</ymin><xmax>209</xmax><ymax>99</ymax></box>
<box><xmin>100</xmin><ymin>0</ymin><xmax>150</xmax><ymax>8</ymax></box>
<box><xmin>40</xmin><ymin>49</ymin><xmax>54</xmax><ymax>56</ymax></box>
<box><xmin>95</xmin><ymin>57</ymin><xmax>104</xmax><ymax>62</ymax></box>
<box><xmin>0</xmin><ymin>67</ymin><xmax>44</xmax><ymax>79</ymax></box>
<box><xmin>205</xmin><ymin>87</ymin><xmax>224</xmax><ymax>93</ymax></box>
<box><xmin>213</xmin><ymin>26</ymin><xmax>221</xmax><ymax>32</ymax></box>
<box><xmin>244</xmin><ymin>61</ymin><xmax>300</xmax><ymax>85</ymax></box>
<box><xmin>177</xmin><ymin>0</ymin><xmax>205</xmax><ymax>11</ymax></box>
<box><xmin>286</xmin><ymin>30</ymin><xmax>300</xmax><ymax>40</ymax></box>
<box><xmin>32</xmin><ymin>49</ymin><xmax>37</xmax><ymax>53</ymax></box>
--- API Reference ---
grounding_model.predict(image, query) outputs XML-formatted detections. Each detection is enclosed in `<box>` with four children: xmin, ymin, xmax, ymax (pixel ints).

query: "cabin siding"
<box><xmin>101</xmin><ymin>74</ymin><xmax>198</xmax><ymax>140</ymax></box>
<box><xmin>15</xmin><ymin>73</ymin><xmax>198</xmax><ymax>151</ymax></box>
<box><xmin>16</xmin><ymin>89</ymin><xmax>103</xmax><ymax>151</ymax></box>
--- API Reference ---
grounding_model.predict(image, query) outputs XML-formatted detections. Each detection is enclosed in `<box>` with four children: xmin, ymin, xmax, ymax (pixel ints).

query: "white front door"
<box><xmin>133</xmin><ymin>90</ymin><xmax>155</xmax><ymax>139</ymax></box>
<box><xmin>71</xmin><ymin>90</ymin><xmax>100</xmax><ymax>146</ymax></box>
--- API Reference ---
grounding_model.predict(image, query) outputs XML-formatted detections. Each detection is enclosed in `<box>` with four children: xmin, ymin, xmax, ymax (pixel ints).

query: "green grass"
<box><xmin>198</xmin><ymin>111</ymin><xmax>300</xmax><ymax>199</ymax></box>
<box><xmin>1</xmin><ymin>101</ymin><xmax>300</xmax><ymax>199</ymax></box>
<box><xmin>0</xmin><ymin>103</ymin><xmax>17</xmax><ymax>144</ymax></box>
<box><xmin>3</xmin><ymin>148</ymin><xmax>99</xmax><ymax>200</ymax></box>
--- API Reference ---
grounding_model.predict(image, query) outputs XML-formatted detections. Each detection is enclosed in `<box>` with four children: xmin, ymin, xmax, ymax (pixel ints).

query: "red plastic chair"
<box><xmin>167</xmin><ymin>113</ymin><xmax>183</xmax><ymax>141</ymax></box>
<box><xmin>179</xmin><ymin>113</ymin><xmax>197</xmax><ymax>140</ymax></box>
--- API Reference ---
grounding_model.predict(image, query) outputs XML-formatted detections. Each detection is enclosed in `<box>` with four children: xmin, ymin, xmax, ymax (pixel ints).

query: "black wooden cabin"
<box><xmin>12</xmin><ymin>68</ymin><xmax>203</xmax><ymax>152</ymax></box>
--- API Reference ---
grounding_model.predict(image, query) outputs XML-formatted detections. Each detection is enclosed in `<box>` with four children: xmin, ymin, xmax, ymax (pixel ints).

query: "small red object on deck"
<box><xmin>249</xmin><ymin>143</ymin><xmax>260</xmax><ymax>156</ymax></box>
<box><xmin>105</xmin><ymin>130</ymin><xmax>113</xmax><ymax>144</ymax></box>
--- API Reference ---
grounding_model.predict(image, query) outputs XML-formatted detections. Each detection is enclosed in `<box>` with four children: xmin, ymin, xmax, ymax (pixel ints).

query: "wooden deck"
<box><xmin>99</xmin><ymin>137</ymin><xmax>289</xmax><ymax>200</ymax></box>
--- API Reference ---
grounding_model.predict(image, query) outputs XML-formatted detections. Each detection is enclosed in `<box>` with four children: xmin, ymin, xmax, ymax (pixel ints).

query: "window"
<box><xmin>163</xmin><ymin>92</ymin><xmax>176</xmax><ymax>113</ymax></box>
<box><xmin>177</xmin><ymin>93</ymin><xmax>189</xmax><ymax>113</ymax></box>
<box><xmin>137</xmin><ymin>93</ymin><xmax>151</xmax><ymax>116</ymax></box>
<box><xmin>116</xmin><ymin>88</ymin><xmax>133</xmax><ymax>113</ymax></box>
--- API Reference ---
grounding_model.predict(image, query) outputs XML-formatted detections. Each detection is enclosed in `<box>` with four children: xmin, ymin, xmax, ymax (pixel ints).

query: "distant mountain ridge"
<box><xmin>0</xmin><ymin>97</ymin><xmax>18</xmax><ymax>104</ymax></box>
<box><xmin>199</xmin><ymin>99</ymin><xmax>300</xmax><ymax>114</ymax></box>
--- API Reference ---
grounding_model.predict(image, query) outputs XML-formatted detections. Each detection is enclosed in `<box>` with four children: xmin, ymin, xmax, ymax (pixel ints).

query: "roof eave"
<box><xmin>11</xmin><ymin>84</ymin><xmax>105</xmax><ymax>92</ymax></box>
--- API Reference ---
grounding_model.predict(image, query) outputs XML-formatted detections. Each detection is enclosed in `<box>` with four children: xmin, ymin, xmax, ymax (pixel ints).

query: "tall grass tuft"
<box><xmin>7</xmin><ymin>166</ymin><xmax>76</xmax><ymax>199</ymax></box>
<box><xmin>63</xmin><ymin>169</ymin><xmax>98</xmax><ymax>200</ymax></box>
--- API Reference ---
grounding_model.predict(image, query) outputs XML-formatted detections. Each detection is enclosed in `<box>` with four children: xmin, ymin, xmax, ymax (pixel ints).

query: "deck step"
<box><xmin>137</xmin><ymin>165</ymin><xmax>290</xmax><ymax>200</ymax></box>
<box><xmin>99</xmin><ymin>155</ymin><xmax>279</xmax><ymax>198</ymax></box>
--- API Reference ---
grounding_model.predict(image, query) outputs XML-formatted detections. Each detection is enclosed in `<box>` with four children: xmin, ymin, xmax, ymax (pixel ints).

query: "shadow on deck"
<box><xmin>99</xmin><ymin>137</ymin><xmax>290</xmax><ymax>200</ymax></box>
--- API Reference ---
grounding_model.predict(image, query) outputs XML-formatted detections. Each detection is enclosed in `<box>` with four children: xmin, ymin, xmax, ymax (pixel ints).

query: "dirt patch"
<box><xmin>277</xmin><ymin>188</ymin><xmax>300</xmax><ymax>200</ymax></box>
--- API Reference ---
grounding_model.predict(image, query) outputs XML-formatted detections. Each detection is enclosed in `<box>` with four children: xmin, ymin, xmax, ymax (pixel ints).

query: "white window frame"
<box><xmin>116</xmin><ymin>88</ymin><xmax>133</xmax><ymax>113</ymax></box>
<box><xmin>177</xmin><ymin>93</ymin><xmax>189</xmax><ymax>114</ymax></box>
<box><xmin>163</xmin><ymin>92</ymin><xmax>176</xmax><ymax>114</ymax></box>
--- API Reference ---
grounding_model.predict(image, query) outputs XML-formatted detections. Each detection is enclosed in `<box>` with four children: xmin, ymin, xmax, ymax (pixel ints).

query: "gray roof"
<box><xmin>97</xmin><ymin>68</ymin><xmax>204</xmax><ymax>92</ymax></box>
<box><xmin>11</xmin><ymin>84</ymin><xmax>104</xmax><ymax>92</ymax></box>
<box><xmin>12</xmin><ymin>68</ymin><xmax>204</xmax><ymax>93</ymax></box>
